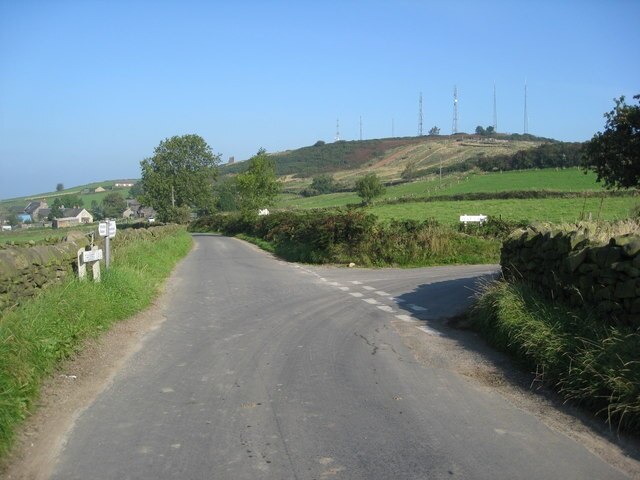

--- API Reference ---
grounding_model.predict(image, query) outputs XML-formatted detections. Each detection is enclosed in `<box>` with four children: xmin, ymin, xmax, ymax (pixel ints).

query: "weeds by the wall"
<box><xmin>471</xmin><ymin>279</ymin><xmax>640</xmax><ymax>434</ymax></box>
<box><xmin>0</xmin><ymin>226</ymin><xmax>192</xmax><ymax>459</ymax></box>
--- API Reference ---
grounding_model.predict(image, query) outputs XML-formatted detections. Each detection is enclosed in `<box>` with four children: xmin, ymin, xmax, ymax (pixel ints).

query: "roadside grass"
<box><xmin>471</xmin><ymin>279</ymin><xmax>640</xmax><ymax>434</ymax></box>
<box><xmin>368</xmin><ymin>196</ymin><xmax>637</xmax><ymax>225</ymax></box>
<box><xmin>0</xmin><ymin>227</ymin><xmax>192</xmax><ymax>460</ymax></box>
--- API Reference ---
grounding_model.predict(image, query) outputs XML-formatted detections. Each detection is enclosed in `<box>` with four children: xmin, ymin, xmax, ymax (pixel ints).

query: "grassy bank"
<box><xmin>471</xmin><ymin>280</ymin><xmax>640</xmax><ymax>434</ymax></box>
<box><xmin>0</xmin><ymin>226</ymin><xmax>192</xmax><ymax>459</ymax></box>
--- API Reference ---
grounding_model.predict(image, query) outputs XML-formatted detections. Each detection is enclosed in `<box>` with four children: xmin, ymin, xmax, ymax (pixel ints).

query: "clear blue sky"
<box><xmin>1</xmin><ymin>0</ymin><xmax>638</xmax><ymax>199</ymax></box>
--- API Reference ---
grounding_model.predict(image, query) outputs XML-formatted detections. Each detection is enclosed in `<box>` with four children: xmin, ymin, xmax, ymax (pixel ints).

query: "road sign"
<box><xmin>82</xmin><ymin>249</ymin><xmax>103</xmax><ymax>263</ymax></box>
<box><xmin>98</xmin><ymin>222</ymin><xmax>107</xmax><ymax>237</ymax></box>
<box><xmin>108</xmin><ymin>220</ymin><xmax>116</xmax><ymax>238</ymax></box>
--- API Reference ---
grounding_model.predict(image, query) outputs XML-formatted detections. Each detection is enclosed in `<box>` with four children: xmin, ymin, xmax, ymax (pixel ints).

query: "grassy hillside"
<box><xmin>0</xmin><ymin>180</ymin><xmax>137</xmax><ymax>215</ymax></box>
<box><xmin>222</xmin><ymin>134</ymin><xmax>546</xmax><ymax>183</ymax></box>
<box><xmin>277</xmin><ymin>168</ymin><xmax>611</xmax><ymax>209</ymax></box>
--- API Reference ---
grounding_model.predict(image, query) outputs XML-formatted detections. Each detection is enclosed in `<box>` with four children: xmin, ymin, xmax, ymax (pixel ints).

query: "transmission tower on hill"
<box><xmin>335</xmin><ymin>118</ymin><xmax>340</xmax><ymax>142</ymax></box>
<box><xmin>418</xmin><ymin>92</ymin><xmax>423</xmax><ymax>136</ymax></box>
<box><xmin>523</xmin><ymin>82</ymin><xmax>529</xmax><ymax>134</ymax></box>
<box><xmin>452</xmin><ymin>85</ymin><xmax>458</xmax><ymax>134</ymax></box>
<box><xmin>493</xmin><ymin>82</ymin><xmax>498</xmax><ymax>132</ymax></box>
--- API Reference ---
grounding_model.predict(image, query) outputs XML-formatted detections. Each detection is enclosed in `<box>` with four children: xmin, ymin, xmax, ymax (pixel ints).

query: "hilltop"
<box><xmin>222</xmin><ymin>133</ymin><xmax>559</xmax><ymax>189</ymax></box>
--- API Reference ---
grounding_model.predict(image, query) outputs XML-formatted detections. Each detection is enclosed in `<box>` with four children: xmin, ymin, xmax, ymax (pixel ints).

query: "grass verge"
<box><xmin>0</xmin><ymin>227</ymin><xmax>192</xmax><ymax>459</ymax></box>
<box><xmin>470</xmin><ymin>279</ymin><xmax>640</xmax><ymax>434</ymax></box>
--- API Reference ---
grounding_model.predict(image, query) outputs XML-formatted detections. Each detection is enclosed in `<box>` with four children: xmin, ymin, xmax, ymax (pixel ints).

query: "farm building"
<box><xmin>94</xmin><ymin>186</ymin><xmax>106</xmax><ymax>193</ymax></box>
<box><xmin>51</xmin><ymin>209</ymin><xmax>94</xmax><ymax>228</ymax></box>
<box><xmin>24</xmin><ymin>201</ymin><xmax>48</xmax><ymax>217</ymax></box>
<box><xmin>114</xmin><ymin>180</ymin><xmax>136</xmax><ymax>188</ymax></box>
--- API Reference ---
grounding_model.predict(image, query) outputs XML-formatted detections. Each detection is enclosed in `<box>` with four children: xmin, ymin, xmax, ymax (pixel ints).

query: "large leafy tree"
<box><xmin>236</xmin><ymin>149</ymin><xmax>281</xmax><ymax>217</ymax></box>
<box><xmin>101</xmin><ymin>192</ymin><xmax>127</xmax><ymax>218</ymax></box>
<box><xmin>140</xmin><ymin>134</ymin><xmax>220</xmax><ymax>221</ymax></box>
<box><xmin>583</xmin><ymin>95</ymin><xmax>640</xmax><ymax>189</ymax></box>
<box><xmin>355</xmin><ymin>173</ymin><xmax>385</xmax><ymax>205</ymax></box>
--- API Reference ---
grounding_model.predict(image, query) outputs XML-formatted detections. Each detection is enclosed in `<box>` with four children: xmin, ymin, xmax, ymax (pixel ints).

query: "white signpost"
<box><xmin>78</xmin><ymin>246</ymin><xmax>102</xmax><ymax>282</ymax></box>
<box><xmin>98</xmin><ymin>219</ymin><xmax>117</xmax><ymax>269</ymax></box>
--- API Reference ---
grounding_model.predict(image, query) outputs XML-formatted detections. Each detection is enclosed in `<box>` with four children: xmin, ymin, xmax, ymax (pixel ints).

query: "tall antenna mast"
<box><xmin>452</xmin><ymin>85</ymin><xmax>458</xmax><ymax>134</ymax></box>
<box><xmin>418</xmin><ymin>92</ymin><xmax>423</xmax><ymax>136</ymax></box>
<box><xmin>493</xmin><ymin>82</ymin><xmax>498</xmax><ymax>131</ymax></box>
<box><xmin>335</xmin><ymin>118</ymin><xmax>340</xmax><ymax>142</ymax></box>
<box><xmin>359</xmin><ymin>115</ymin><xmax>363</xmax><ymax>141</ymax></box>
<box><xmin>523</xmin><ymin>82</ymin><xmax>529</xmax><ymax>134</ymax></box>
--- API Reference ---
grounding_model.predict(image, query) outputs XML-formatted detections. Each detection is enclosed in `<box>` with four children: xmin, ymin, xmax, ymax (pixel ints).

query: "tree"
<box><xmin>214</xmin><ymin>177</ymin><xmax>239</xmax><ymax>212</ymax></box>
<box><xmin>583</xmin><ymin>95</ymin><xmax>640</xmax><ymax>189</ymax></box>
<box><xmin>90</xmin><ymin>200</ymin><xmax>104</xmax><ymax>221</ymax></box>
<box><xmin>236</xmin><ymin>149</ymin><xmax>281</xmax><ymax>217</ymax></box>
<box><xmin>128</xmin><ymin>182</ymin><xmax>144</xmax><ymax>199</ymax></box>
<box><xmin>485</xmin><ymin>126</ymin><xmax>495</xmax><ymax>135</ymax></box>
<box><xmin>401</xmin><ymin>161</ymin><xmax>418</xmax><ymax>180</ymax></box>
<box><xmin>310</xmin><ymin>174</ymin><xmax>340</xmax><ymax>194</ymax></box>
<box><xmin>140</xmin><ymin>134</ymin><xmax>220</xmax><ymax>222</ymax></box>
<box><xmin>48</xmin><ymin>198</ymin><xmax>64</xmax><ymax>220</ymax></box>
<box><xmin>56</xmin><ymin>183</ymin><xmax>64</xmax><ymax>192</ymax></box>
<box><xmin>101</xmin><ymin>192</ymin><xmax>127</xmax><ymax>218</ymax></box>
<box><xmin>475</xmin><ymin>126</ymin><xmax>486</xmax><ymax>135</ymax></box>
<box><xmin>355</xmin><ymin>173</ymin><xmax>385</xmax><ymax>205</ymax></box>
<box><xmin>59</xmin><ymin>194</ymin><xmax>83</xmax><ymax>208</ymax></box>
<box><xmin>428</xmin><ymin>126</ymin><xmax>440</xmax><ymax>136</ymax></box>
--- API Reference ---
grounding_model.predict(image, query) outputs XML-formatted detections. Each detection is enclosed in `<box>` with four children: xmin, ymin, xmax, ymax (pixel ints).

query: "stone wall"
<box><xmin>0</xmin><ymin>239</ymin><xmax>88</xmax><ymax>312</ymax></box>
<box><xmin>501</xmin><ymin>224</ymin><xmax>640</xmax><ymax>327</ymax></box>
<box><xmin>0</xmin><ymin>224</ymin><xmax>182</xmax><ymax>313</ymax></box>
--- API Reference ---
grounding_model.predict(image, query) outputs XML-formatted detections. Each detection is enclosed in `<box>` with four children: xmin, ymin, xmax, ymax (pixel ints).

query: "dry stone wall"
<box><xmin>501</xmin><ymin>224</ymin><xmax>640</xmax><ymax>327</ymax></box>
<box><xmin>0</xmin><ymin>239</ymin><xmax>88</xmax><ymax>312</ymax></box>
<box><xmin>0</xmin><ymin>224</ymin><xmax>182</xmax><ymax>313</ymax></box>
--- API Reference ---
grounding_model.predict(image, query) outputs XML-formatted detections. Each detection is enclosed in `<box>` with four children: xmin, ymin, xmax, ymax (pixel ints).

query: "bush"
<box><xmin>190</xmin><ymin>210</ymin><xmax>499</xmax><ymax>266</ymax></box>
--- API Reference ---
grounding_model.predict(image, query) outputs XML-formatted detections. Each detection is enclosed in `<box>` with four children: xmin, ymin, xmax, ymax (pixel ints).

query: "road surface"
<box><xmin>50</xmin><ymin>234</ymin><xmax>630</xmax><ymax>479</ymax></box>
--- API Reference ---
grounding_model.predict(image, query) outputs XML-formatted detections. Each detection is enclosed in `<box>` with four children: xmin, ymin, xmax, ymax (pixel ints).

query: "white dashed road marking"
<box><xmin>338</xmin><ymin>286</ymin><xmax>350</xmax><ymax>291</ymax></box>
<box><xmin>375</xmin><ymin>291</ymin><xmax>390</xmax><ymax>296</ymax></box>
<box><xmin>417</xmin><ymin>326</ymin><xmax>441</xmax><ymax>336</ymax></box>
<box><xmin>328</xmin><ymin>282</ymin><xmax>342</xmax><ymax>286</ymax></box>
<box><xmin>408</xmin><ymin>304</ymin><xmax>427</xmax><ymax>312</ymax></box>
<box><xmin>363</xmin><ymin>286</ymin><xmax>375</xmax><ymax>291</ymax></box>
<box><xmin>395</xmin><ymin>314</ymin><xmax>418</xmax><ymax>323</ymax></box>
<box><xmin>377</xmin><ymin>305</ymin><xmax>394</xmax><ymax>313</ymax></box>
<box><xmin>363</xmin><ymin>298</ymin><xmax>380</xmax><ymax>305</ymax></box>
<box><xmin>350</xmin><ymin>292</ymin><xmax>364</xmax><ymax>298</ymax></box>
<box><xmin>351</xmin><ymin>281</ymin><xmax>363</xmax><ymax>285</ymax></box>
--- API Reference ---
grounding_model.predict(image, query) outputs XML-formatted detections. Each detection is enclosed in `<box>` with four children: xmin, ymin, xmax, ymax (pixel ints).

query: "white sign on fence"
<box><xmin>459</xmin><ymin>214</ymin><xmax>488</xmax><ymax>225</ymax></box>
<box><xmin>99</xmin><ymin>222</ymin><xmax>107</xmax><ymax>237</ymax></box>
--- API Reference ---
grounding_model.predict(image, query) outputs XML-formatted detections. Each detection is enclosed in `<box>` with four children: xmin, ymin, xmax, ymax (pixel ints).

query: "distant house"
<box><xmin>94</xmin><ymin>186</ymin><xmax>106</xmax><ymax>193</ymax></box>
<box><xmin>51</xmin><ymin>208</ymin><xmax>93</xmax><ymax>229</ymax></box>
<box><xmin>122</xmin><ymin>207</ymin><xmax>136</xmax><ymax>219</ymax></box>
<box><xmin>114</xmin><ymin>180</ymin><xmax>136</xmax><ymax>188</ymax></box>
<box><xmin>137</xmin><ymin>206</ymin><xmax>157</xmax><ymax>219</ymax></box>
<box><xmin>24</xmin><ymin>201</ymin><xmax>48</xmax><ymax>218</ymax></box>
<box><xmin>126</xmin><ymin>199</ymin><xmax>141</xmax><ymax>210</ymax></box>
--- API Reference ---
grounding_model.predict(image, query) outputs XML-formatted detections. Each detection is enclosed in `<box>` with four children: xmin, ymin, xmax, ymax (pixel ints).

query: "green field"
<box><xmin>368</xmin><ymin>196</ymin><xmax>637</xmax><ymax>225</ymax></box>
<box><xmin>277</xmin><ymin>168</ymin><xmax>608</xmax><ymax>210</ymax></box>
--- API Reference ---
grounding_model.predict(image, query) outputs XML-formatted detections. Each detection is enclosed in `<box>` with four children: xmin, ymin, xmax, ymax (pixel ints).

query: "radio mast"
<box><xmin>452</xmin><ymin>85</ymin><xmax>458</xmax><ymax>134</ymax></box>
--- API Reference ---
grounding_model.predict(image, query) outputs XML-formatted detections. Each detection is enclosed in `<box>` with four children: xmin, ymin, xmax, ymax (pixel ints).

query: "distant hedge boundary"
<box><xmin>189</xmin><ymin>210</ymin><xmax>499</xmax><ymax>267</ymax></box>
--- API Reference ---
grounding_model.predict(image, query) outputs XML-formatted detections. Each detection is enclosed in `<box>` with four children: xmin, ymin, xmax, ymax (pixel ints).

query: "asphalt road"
<box><xmin>50</xmin><ymin>234</ymin><xmax>629</xmax><ymax>479</ymax></box>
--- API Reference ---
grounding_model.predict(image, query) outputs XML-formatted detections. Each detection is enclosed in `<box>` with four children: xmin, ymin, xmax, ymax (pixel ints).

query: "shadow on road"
<box><xmin>393</xmin><ymin>275</ymin><xmax>640</xmax><ymax>465</ymax></box>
